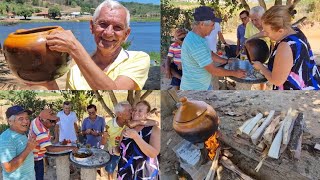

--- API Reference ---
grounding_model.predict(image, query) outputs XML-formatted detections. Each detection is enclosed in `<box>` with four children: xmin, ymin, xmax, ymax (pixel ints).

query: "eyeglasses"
<box><xmin>240</xmin><ymin>16</ymin><xmax>248</xmax><ymax>21</ymax></box>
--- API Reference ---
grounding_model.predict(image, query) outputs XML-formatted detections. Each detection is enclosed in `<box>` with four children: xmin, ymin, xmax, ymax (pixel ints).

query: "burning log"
<box><xmin>205</xmin><ymin>132</ymin><xmax>220</xmax><ymax>160</ymax></box>
<box><xmin>287</xmin><ymin>113</ymin><xmax>304</xmax><ymax>159</ymax></box>
<box><xmin>242</xmin><ymin>113</ymin><xmax>263</xmax><ymax>135</ymax></box>
<box><xmin>251</xmin><ymin>110</ymin><xmax>275</xmax><ymax>145</ymax></box>
<box><xmin>268</xmin><ymin>121</ymin><xmax>285</xmax><ymax>159</ymax></box>
<box><xmin>220</xmin><ymin>156</ymin><xmax>254</xmax><ymax>180</ymax></box>
<box><xmin>205</xmin><ymin>147</ymin><xmax>221</xmax><ymax>180</ymax></box>
<box><xmin>263</xmin><ymin>115</ymin><xmax>281</xmax><ymax>146</ymax></box>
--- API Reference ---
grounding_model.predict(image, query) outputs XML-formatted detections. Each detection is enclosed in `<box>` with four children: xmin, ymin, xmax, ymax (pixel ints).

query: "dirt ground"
<box><xmin>160</xmin><ymin>90</ymin><xmax>320</xmax><ymax>180</ymax></box>
<box><xmin>161</xmin><ymin>25</ymin><xmax>320</xmax><ymax>90</ymax></box>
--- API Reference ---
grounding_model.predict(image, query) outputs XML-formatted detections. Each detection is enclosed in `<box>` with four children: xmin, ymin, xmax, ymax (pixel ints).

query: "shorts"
<box><xmin>170</xmin><ymin>63</ymin><xmax>182</xmax><ymax>86</ymax></box>
<box><xmin>105</xmin><ymin>154</ymin><xmax>121</xmax><ymax>173</ymax></box>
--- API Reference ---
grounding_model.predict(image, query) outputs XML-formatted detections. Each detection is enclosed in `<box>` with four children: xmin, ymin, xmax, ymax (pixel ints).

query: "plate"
<box><xmin>224</xmin><ymin>59</ymin><xmax>267</xmax><ymax>84</ymax></box>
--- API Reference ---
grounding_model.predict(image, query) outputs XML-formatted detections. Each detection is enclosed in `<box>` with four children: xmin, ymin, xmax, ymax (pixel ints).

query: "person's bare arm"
<box><xmin>165</xmin><ymin>56</ymin><xmax>173</xmax><ymax>79</ymax></box>
<box><xmin>204</xmin><ymin>63</ymin><xmax>246</xmax><ymax>78</ymax></box>
<box><xmin>127</xmin><ymin>119</ymin><xmax>159</xmax><ymax>128</ymax></box>
<box><xmin>74</xmin><ymin>122</ymin><xmax>79</xmax><ymax>137</ymax></box>
<box><xmin>54</xmin><ymin>124</ymin><xmax>59</xmax><ymax>143</ymax></box>
<box><xmin>46</xmin><ymin>30</ymin><xmax>137</xmax><ymax>90</ymax></box>
<box><xmin>211</xmin><ymin>52</ymin><xmax>229</xmax><ymax>64</ymax></box>
<box><xmin>236</xmin><ymin>38</ymin><xmax>240</xmax><ymax>55</ymax></box>
<box><xmin>253</xmin><ymin>42</ymin><xmax>293</xmax><ymax>86</ymax></box>
<box><xmin>123</xmin><ymin>126</ymin><xmax>160</xmax><ymax>158</ymax></box>
<box><xmin>2</xmin><ymin>138</ymin><xmax>37</xmax><ymax>173</ymax></box>
<box><xmin>218</xmin><ymin>31</ymin><xmax>229</xmax><ymax>46</ymax></box>
<box><xmin>46</xmin><ymin>145</ymin><xmax>77</xmax><ymax>152</ymax></box>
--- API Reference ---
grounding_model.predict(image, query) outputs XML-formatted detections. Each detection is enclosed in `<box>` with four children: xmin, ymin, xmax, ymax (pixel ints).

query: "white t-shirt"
<box><xmin>57</xmin><ymin>111</ymin><xmax>78</xmax><ymax>142</ymax></box>
<box><xmin>205</xmin><ymin>22</ymin><xmax>221</xmax><ymax>53</ymax></box>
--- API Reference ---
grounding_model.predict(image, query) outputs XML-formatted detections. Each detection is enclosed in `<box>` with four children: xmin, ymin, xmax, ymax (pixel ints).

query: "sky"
<box><xmin>119</xmin><ymin>0</ymin><xmax>160</xmax><ymax>5</ymax></box>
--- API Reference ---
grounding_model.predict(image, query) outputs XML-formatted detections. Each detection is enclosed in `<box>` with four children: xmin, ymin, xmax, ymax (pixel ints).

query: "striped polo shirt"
<box><xmin>28</xmin><ymin>117</ymin><xmax>52</xmax><ymax>161</ymax></box>
<box><xmin>167</xmin><ymin>42</ymin><xmax>182</xmax><ymax>66</ymax></box>
<box><xmin>0</xmin><ymin>129</ymin><xmax>35</xmax><ymax>180</ymax></box>
<box><xmin>181</xmin><ymin>31</ymin><xmax>213</xmax><ymax>90</ymax></box>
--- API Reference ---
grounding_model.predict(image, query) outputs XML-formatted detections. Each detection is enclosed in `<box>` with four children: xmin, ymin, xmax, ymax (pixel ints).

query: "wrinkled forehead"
<box><xmin>96</xmin><ymin>6</ymin><xmax>127</xmax><ymax>24</ymax></box>
<box><xmin>250</xmin><ymin>13</ymin><xmax>262</xmax><ymax>20</ymax></box>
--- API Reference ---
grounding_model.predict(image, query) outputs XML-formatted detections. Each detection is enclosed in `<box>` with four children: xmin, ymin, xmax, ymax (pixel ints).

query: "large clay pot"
<box><xmin>3</xmin><ymin>26</ymin><xmax>71</xmax><ymax>84</ymax></box>
<box><xmin>173</xmin><ymin>97</ymin><xmax>219</xmax><ymax>143</ymax></box>
<box><xmin>244</xmin><ymin>38</ymin><xmax>270</xmax><ymax>64</ymax></box>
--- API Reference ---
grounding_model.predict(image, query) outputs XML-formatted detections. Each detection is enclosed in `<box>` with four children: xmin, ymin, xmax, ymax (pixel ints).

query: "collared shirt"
<box><xmin>0</xmin><ymin>129</ymin><xmax>35</xmax><ymax>180</ymax></box>
<box><xmin>106</xmin><ymin>118</ymin><xmax>125</xmax><ymax>148</ymax></box>
<box><xmin>28</xmin><ymin>117</ymin><xmax>52</xmax><ymax>161</ymax></box>
<box><xmin>205</xmin><ymin>22</ymin><xmax>221</xmax><ymax>53</ymax></box>
<box><xmin>56</xmin><ymin>111</ymin><xmax>78</xmax><ymax>142</ymax></box>
<box><xmin>167</xmin><ymin>42</ymin><xmax>182</xmax><ymax>66</ymax></box>
<box><xmin>81</xmin><ymin>115</ymin><xmax>105</xmax><ymax>147</ymax></box>
<box><xmin>237</xmin><ymin>23</ymin><xmax>246</xmax><ymax>49</ymax></box>
<box><xmin>181</xmin><ymin>31</ymin><xmax>213</xmax><ymax>90</ymax></box>
<box><xmin>66</xmin><ymin>49</ymin><xmax>150</xmax><ymax>90</ymax></box>
<box><xmin>244</xmin><ymin>21</ymin><xmax>271</xmax><ymax>48</ymax></box>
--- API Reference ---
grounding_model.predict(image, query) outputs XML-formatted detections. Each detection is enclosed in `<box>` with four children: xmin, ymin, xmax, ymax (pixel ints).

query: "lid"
<box><xmin>174</xmin><ymin>97</ymin><xmax>208</xmax><ymax>123</ymax></box>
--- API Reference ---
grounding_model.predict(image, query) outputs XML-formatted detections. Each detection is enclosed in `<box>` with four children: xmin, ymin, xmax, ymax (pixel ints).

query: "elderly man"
<box><xmin>180</xmin><ymin>6</ymin><xmax>246</xmax><ymax>90</ymax></box>
<box><xmin>54</xmin><ymin>101</ymin><xmax>79</xmax><ymax>144</ymax></box>
<box><xmin>102</xmin><ymin>101</ymin><xmax>158</xmax><ymax>180</ymax></box>
<box><xmin>81</xmin><ymin>104</ymin><xmax>105</xmax><ymax>147</ymax></box>
<box><xmin>43</xmin><ymin>0</ymin><xmax>150</xmax><ymax>90</ymax></box>
<box><xmin>29</xmin><ymin>109</ymin><xmax>77</xmax><ymax>180</ymax></box>
<box><xmin>236</xmin><ymin>10</ymin><xmax>250</xmax><ymax>55</ymax></box>
<box><xmin>0</xmin><ymin>106</ymin><xmax>37</xmax><ymax>179</ymax></box>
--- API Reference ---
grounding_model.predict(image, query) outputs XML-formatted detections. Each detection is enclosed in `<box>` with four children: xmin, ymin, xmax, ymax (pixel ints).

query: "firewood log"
<box><xmin>268</xmin><ymin>121</ymin><xmax>285</xmax><ymax>159</ymax></box>
<box><xmin>242</xmin><ymin>113</ymin><xmax>263</xmax><ymax>135</ymax></box>
<box><xmin>221</xmin><ymin>156</ymin><xmax>254</xmax><ymax>180</ymax></box>
<box><xmin>287</xmin><ymin>113</ymin><xmax>304</xmax><ymax>159</ymax></box>
<box><xmin>251</xmin><ymin>110</ymin><xmax>275</xmax><ymax>145</ymax></box>
<box><xmin>249</xmin><ymin>118</ymin><xmax>265</xmax><ymax>136</ymax></box>
<box><xmin>282</xmin><ymin>108</ymin><xmax>296</xmax><ymax>146</ymax></box>
<box><xmin>263</xmin><ymin>115</ymin><xmax>281</xmax><ymax>146</ymax></box>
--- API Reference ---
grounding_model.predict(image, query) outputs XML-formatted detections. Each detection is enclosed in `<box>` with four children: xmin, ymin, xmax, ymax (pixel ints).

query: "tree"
<box><xmin>32</xmin><ymin>0</ymin><xmax>39</xmax><ymax>6</ymax></box>
<box><xmin>17</xmin><ymin>6</ymin><xmax>33</xmax><ymax>19</ymax></box>
<box><xmin>48</xmin><ymin>6</ymin><xmax>61</xmax><ymax>19</ymax></box>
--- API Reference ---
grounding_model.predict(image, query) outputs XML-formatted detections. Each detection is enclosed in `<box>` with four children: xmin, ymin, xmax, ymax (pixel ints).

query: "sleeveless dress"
<box><xmin>268</xmin><ymin>27</ymin><xmax>320</xmax><ymax>90</ymax></box>
<box><xmin>117</xmin><ymin>126</ymin><xmax>159</xmax><ymax>180</ymax></box>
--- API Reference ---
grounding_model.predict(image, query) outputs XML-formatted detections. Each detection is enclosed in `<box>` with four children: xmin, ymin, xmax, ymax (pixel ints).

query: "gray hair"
<box><xmin>250</xmin><ymin>6</ymin><xmax>265</xmax><ymax>17</ymax></box>
<box><xmin>193</xmin><ymin>20</ymin><xmax>213</xmax><ymax>26</ymax></box>
<box><xmin>8</xmin><ymin>115</ymin><xmax>16</xmax><ymax>125</ymax></box>
<box><xmin>114</xmin><ymin>101</ymin><xmax>131</xmax><ymax>114</ymax></box>
<box><xmin>93</xmin><ymin>0</ymin><xmax>130</xmax><ymax>27</ymax></box>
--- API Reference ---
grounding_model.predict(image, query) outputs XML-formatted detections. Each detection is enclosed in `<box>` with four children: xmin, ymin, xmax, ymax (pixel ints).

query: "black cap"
<box><xmin>193</xmin><ymin>6</ymin><xmax>222</xmax><ymax>22</ymax></box>
<box><xmin>6</xmin><ymin>105</ymin><xmax>32</xmax><ymax>119</ymax></box>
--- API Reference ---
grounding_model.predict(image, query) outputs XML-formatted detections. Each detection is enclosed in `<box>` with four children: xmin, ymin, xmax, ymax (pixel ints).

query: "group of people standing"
<box><xmin>165</xmin><ymin>4</ymin><xmax>320</xmax><ymax>90</ymax></box>
<box><xmin>0</xmin><ymin>100</ymin><xmax>160</xmax><ymax>180</ymax></box>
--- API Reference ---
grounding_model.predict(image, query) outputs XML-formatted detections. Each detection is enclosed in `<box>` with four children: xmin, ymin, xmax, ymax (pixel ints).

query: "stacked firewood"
<box><xmin>237</xmin><ymin>108</ymin><xmax>304</xmax><ymax>172</ymax></box>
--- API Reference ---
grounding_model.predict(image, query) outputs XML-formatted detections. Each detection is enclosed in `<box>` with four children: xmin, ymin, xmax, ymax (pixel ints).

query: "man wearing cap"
<box><xmin>0</xmin><ymin>105</ymin><xmax>37</xmax><ymax>179</ymax></box>
<box><xmin>180</xmin><ymin>6</ymin><xmax>246</xmax><ymax>90</ymax></box>
<box><xmin>29</xmin><ymin>109</ymin><xmax>77</xmax><ymax>180</ymax></box>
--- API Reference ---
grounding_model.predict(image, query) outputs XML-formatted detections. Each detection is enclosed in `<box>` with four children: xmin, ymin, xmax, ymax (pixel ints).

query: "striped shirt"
<box><xmin>28</xmin><ymin>117</ymin><xmax>52</xmax><ymax>161</ymax></box>
<box><xmin>0</xmin><ymin>129</ymin><xmax>35</xmax><ymax>180</ymax></box>
<box><xmin>181</xmin><ymin>31</ymin><xmax>213</xmax><ymax>90</ymax></box>
<box><xmin>167</xmin><ymin>42</ymin><xmax>182</xmax><ymax>66</ymax></box>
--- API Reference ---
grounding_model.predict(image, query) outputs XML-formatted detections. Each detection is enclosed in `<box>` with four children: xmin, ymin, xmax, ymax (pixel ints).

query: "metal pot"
<box><xmin>244</xmin><ymin>38</ymin><xmax>270</xmax><ymax>64</ymax></box>
<box><xmin>173</xmin><ymin>97</ymin><xmax>219</xmax><ymax>143</ymax></box>
<box><xmin>3</xmin><ymin>26</ymin><xmax>71</xmax><ymax>84</ymax></box>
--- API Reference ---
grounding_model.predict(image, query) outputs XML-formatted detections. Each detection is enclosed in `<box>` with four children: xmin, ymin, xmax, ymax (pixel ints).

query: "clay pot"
<box><xmin>3</xmin><ymin>26</ymin><xmax>71</xmax><ymax>84</ymax></box>
<box><xmin>244</xmin><ymin>38</ymin><xmax>270</xmax><ymax>64</ymax></box>
<box><xmin>173</xmin><ymin>97</ymin><xmax>219</xmax><ymax>143</ymax></box>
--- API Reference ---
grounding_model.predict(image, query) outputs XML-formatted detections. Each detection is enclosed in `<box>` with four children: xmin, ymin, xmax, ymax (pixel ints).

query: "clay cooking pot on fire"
<box><xmin>244</xmin><ymin>38</ymin><xmax>270</xmax><ymax>64</ymax></box>
<box><xmin>173</xmin><ymin>97</ymin><xmax>220</xmax><ymax>143</ymax></box>
<box><xmin>3</xmin><ymin>26</ymin><xmax>71</xmax><ymax>84</ymax></box>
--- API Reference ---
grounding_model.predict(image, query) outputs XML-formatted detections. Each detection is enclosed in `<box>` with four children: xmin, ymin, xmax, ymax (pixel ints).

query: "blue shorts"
<box><xmin>170</xmin><ymin>63</ymin><xmax>182</xmax><ymax>86</ymax></box>
<box><xmin>105</xmin><ymin>155</ymin><xmax>121</xmax><ymax>173</ymax></box>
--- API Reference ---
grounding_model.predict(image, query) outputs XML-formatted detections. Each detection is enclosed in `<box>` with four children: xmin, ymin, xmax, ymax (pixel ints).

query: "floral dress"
<box><xmin>117</xmin><ymin>126</ymin><xmax>159</xmax><ymax>180</ymax></box>
<box><xmin>268</xmin><ymin>27</ymin><xmax>320</xmax><ymax>90</ymax></box>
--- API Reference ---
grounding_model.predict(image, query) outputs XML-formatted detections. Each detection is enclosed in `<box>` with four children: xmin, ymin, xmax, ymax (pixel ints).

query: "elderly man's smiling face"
<box><xmin>90</xmin><ymin>6</ymin><xmax>131</xmax><ymax>53</ymax></box>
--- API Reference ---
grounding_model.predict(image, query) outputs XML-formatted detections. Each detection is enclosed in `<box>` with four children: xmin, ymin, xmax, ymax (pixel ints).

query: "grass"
<box><xmin>149</xmin><ymin>52</ymin><xmax>161</xmax><ymax>65</ymax></box>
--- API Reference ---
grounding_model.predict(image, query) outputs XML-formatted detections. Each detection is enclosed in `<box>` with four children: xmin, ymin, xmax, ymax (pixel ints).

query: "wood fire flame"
<box><xmin>205</xmin><ymin>131</ymin><xmax>220</xmax><ymax>160</ymax></box>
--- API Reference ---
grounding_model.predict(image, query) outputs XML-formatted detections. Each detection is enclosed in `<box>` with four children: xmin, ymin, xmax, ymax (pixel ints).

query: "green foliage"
<box><xmin>121</xmin><ymin>40</ymin><xmax>132</xmax><ymax>50</ymax></box>
<box><xmin>34</xmin><ymin>8</ymin><xmax>41</xmax><ymax>13</ymax></box>
<box><xmin>32</xmin><ymin>0</ymin><xmax>39</xmax><ymax>6</ymax></box>
<box><xmin>16</xmin><ymin>6</ymin><xmax>34</xmax><ymax>19</ymax></box>
<box><xmin>48</xmin><ymin>6</ymin><xmax>61</xmax><ymax>19</ymax></box>
<box><xmin>0</xmin><ymin>124</ymin><xmax>10</xmax><ymax>135</ymax></box>
<box><xmin>59</xmin><ymin>91</ymin><xmax>95</xmax><ymax>121</ymax></box>
<box><xmin>149</xmin><ymin>52</ymin><xmax>161</xmax><ymax>65</ymax></box>
<box><xmin>7</xmin><ymin>91</ymin><xmax>47</xmax><ymax>120</ymax></box>
<box><xmin>71</xmin><ymin>1</ymin><xmax>77</xmax><ymax>8</ymax></box>
<box><xmin>15</xmin><ymin>0</ymin><xmax>25</xmax><ymax>4</ymax></box>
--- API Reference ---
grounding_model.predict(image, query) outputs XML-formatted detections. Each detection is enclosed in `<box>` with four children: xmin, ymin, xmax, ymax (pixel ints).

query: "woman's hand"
<box><xmin>123</xmin><ymin>128</ymin><xmax>139</xmax><ymax>140</ymax></box>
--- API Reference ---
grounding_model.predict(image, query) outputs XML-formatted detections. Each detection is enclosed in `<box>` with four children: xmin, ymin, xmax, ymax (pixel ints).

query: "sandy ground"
<box><xmin>161</xmin><ymin>90</ymin><xmax>320</xmax><ymax>180</ymax></box>
<box><xmin>161</xmin><ymin>25</ymin><xmax>320</xmax><ymax>90</ymax></box>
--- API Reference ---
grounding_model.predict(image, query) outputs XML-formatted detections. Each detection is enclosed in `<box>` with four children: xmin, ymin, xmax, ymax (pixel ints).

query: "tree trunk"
<box><xmin>292</xmin><ymin>0</ymin><xmax>301</xmax><ymax>8</ymax></box>
<box><xmin>161</xmin><ymin>90</ymin><xmax>178</xmax><ymax>118</ymax></box>
<box><xmin>239</xmin><ymin>0</ymin><xmax>250</xmax><ymax>11</ymax></box>
<box><xmin>133</xmin><ymin>91</ymin><xmax>141</xmax><ymax>106</ymax></box>
<box><xmin>141</xmin><ymin>90</ymin><xmax>153</xmax><ymax>101</ymax></box>
<box><xmin>107</xmin><ymin>90</ymin><xmax>118</xmax><ymax>107</ymax></box>
<box><xmin>258</xmin><ymin>0</ymin><xmax>267</xmax><ymax>10</ymax></box>
<box><xmin>127</xmin><ymin>90</ymin><xmax>134</xmax><ymax>106</ymax></box>
<box><xmin>93</xmin><ymin>90</ymin><xmax>115</xmax><ymax>118</ymax></box>
<box><xmin>275</xmin><ymin>0</ymin><xmax>282</xmax><ymax>5</ymax></box>
<box><xmin>286</xmin><ymin>0</ymin><xmax>293</xmax><ymax>6</ymax></box>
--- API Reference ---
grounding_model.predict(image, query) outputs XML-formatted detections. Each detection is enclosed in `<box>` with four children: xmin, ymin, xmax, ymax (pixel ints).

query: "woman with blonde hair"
<box><xmin>253</xmin><ymin>5</ymin><xmax>320</xmax><ymax>90</ymax></box>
